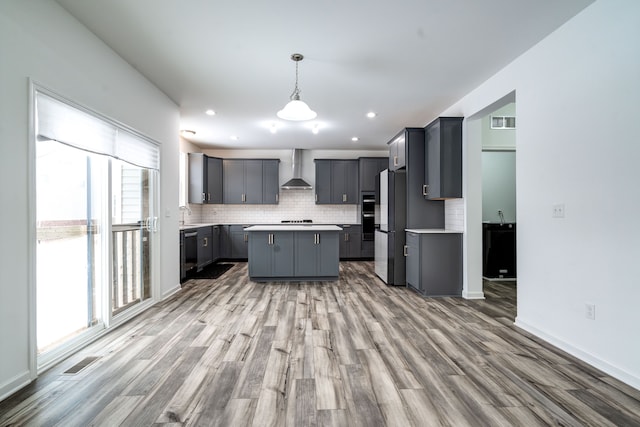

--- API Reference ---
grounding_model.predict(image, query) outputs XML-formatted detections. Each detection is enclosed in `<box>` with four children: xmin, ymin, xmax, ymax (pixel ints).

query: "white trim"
<box><xmin>514</xmin><ymin>317</ymin><xmax>640</xmax><ymax>391</ymax></box>
<box><xmin>162</xmin><ymin>284</ymin><xmax>182</xmax><ymax>300</ymax></box>
<box><xmin>462</xmin><ymin>290</ymin><xmax>486</xmax><ymax>300</ymax></box>
<box><xmin>0</xmin><ymin>371</ymin><xmax>32</xmax><ymax>403</ymax></box>
<box><xmin>482</xmin><ymin>147</ymin><xmax>516</xmax><ymax>152</ymax></box>
<box><xmin>27</xmin><ymin>80</ymin><xmax>38</xmax><ymax>383</ymax></box>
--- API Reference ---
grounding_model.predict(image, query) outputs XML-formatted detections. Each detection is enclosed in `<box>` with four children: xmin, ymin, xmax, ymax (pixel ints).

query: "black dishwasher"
<box><xmin>482</xmin><ymin>223</ymin><xmax>516</xmax><ymax>279</ymax></box>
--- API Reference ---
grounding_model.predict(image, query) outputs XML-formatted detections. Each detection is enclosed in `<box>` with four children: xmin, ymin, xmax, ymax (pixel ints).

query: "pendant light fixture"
<box><xmin>277</xmin><ymin>53</ymin><xmax>317</xmax><ymax>121</ymax></box>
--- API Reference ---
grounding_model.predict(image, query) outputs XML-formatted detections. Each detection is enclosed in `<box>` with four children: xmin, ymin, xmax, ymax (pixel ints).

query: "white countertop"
<box><xmin>405</xmin><ymin>228</ymin><xmax>463</xmax><ymax>234</ymax></box>
<box><xmin>245</xmin><ymin>225</ymin><xmax>342</xmax><ymax>232</ymax></box>
<box><xmin>179</xmin><ymin>223</ymin><xmax>220</xmax><ymax>230</ymax></box>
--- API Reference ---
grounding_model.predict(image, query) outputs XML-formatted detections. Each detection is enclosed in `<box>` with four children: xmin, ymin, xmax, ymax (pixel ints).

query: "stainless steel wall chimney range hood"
<box><xmin>282</xmin><ymin>149</ymin><xmax>313</xmax><ymax>190</ymax></box>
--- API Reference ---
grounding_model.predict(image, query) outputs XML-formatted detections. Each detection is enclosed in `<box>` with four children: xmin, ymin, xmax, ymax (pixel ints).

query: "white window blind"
<box><xmin>36</xmin><ymin>91</ymin><xmax>159</xmax><ymax>170</ymax></box>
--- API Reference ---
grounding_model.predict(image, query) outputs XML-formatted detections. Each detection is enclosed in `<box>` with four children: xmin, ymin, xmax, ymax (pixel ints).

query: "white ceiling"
<box><xmin>56</xmin><ymin>0</ymin><xmax>592</xmax><ymax>150</ymax></box>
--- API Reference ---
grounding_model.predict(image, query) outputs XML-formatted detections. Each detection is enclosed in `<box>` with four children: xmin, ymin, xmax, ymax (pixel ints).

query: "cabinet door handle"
<box><xmin>242</xmin><ymin>193</ymin><xmax>246</xmax><ymax>203</ymax></box>
<box><xmin>317</xmin><ymin>233</ymin><xmax>320</xmax><ymax>245</ymax></box>
<box><xmin>203</xmin><ymin>237</ymin><xmax>208</xmax><ymax>247</ymax></box>
<box><xmin>208</xmin><ymin>193</ymin><xmax>211</xmax><ymax>201</ymax></box>
<box><xmin>275</xmin><ymin>193</ymin><xmax>279</xmax><ymax>203</ymax></box>
<box><xmin>244</xmin><ymin>233</ymin><xmax>248</xmax><ymax>242</ymax></box>
<box><xmin>202</xmin><ymin>192</ymin><xmax>206</xmax><ymax>202</ymax></box>
<box><xmin>343</xmin><ymin>194</ymin><xmax>347</xmax><ymax>202</ymax></box>
<box><xmin>393</xmin><ymin>156</ymin><xmax>398</xmax><ymax>167</ymax></box>
<box><xmin>315</xmin><ymin>194</ymin><xmax>318</xmax><ymax>202</ymax></box>
<box><xmin>403</xmin><ymin>245</ymin><xmax>408</xmax><ymax>256</ymax></box>
<box><xmin>422</xmin><ymin>184</ymin><xmax>427</xmax><ymax>196</ymax></box>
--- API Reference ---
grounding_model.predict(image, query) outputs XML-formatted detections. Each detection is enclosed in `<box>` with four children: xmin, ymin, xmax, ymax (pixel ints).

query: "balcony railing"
<box><xmin>112</xmin><ymin>224</ymin><xmax>150</xmax><ymax>315</ymax></box>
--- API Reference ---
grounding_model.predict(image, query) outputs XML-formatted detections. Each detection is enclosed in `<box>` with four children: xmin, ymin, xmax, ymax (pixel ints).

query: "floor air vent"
<box><xmin>63</xmin><ymin>356</ymin><xmax>100</xmax><ymax>374</ymax></box>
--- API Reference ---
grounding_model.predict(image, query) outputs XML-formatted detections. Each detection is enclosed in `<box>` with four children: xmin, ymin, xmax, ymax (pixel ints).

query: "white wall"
<box><xmin>442</xmin><ymin>0</ymin><xmax>640</xmax><ymax>388</ymax></box>
<box><xmin>0</xmin><ymin>0</ymin><xmax>180</xmax><ymax>400</ymax></box>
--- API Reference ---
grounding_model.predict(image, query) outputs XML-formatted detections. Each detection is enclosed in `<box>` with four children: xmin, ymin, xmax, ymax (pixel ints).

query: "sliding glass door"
<box><xmin>36</xmin><ymin>140</ymin><xmax>107</xmax><ymax>354</ymax></box>
<box><xmin>34</xmin><ymin>87</ymin><xmax>160</xmax><ymax>366</ymax></box>
<box><xmin>111</xmin><ymin>160</ymin><xmax>156</xmax><ymax>315</ymax></box>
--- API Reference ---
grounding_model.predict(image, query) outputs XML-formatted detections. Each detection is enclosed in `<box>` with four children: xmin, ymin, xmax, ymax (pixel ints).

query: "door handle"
<box><xmin>403</xmin><ymin>245</ymin><xmax>408</xmax><ymax>256</ymax></box>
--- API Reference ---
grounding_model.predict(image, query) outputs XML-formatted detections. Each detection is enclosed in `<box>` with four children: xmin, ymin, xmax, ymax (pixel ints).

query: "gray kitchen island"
<box><xmin>245</xmin><ymin>225</ymin><xmax>341</xmax><ymax>282</ymax></box>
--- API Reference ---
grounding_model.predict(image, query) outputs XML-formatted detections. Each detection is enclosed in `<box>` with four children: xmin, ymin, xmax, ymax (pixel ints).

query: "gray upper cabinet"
<box><xmin>223</xmin><ymin>159</ymin><xmax>279</xmax><ymax>204</ymax></box>
<box><xmin>424</xmin><ymin>117</ymin><xmax>463</xmax><ymax>200</ymax></box>
<box><xmin>388</xmin><ymin>132</ymin><xmax>406</xmax><ymax>171</ymax></box>
<box><xmin>400</xmin><ymin>128</ymin><xmax>445</xmax><ymax>229</ymax></box>
<box><xmin>188</xmin><ymin>153</ymin><xmax>223</xmax><ymax>204</ymax></box>
<box><xmin>262</xmin><ymin>159</ymin><xmax>280</xmax><ymax>204</ymax></box>
<box><xmin>314</xmin><ymin>159</ymin><xmax>358</xmax><ymax>204</ymax></box>
<box><xmin>358</xmin><ymin>157</ymin><xmax>388</xmax><ymax>193</ymax></box>
<box><xmin>314</xmin><ymin>160</ymin><xmax>332</xmax><ymax>204</ymax></box>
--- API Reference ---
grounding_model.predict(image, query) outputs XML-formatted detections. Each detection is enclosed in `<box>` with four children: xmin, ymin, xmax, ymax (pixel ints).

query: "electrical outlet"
<box><xmin>585</xmin><ymin>303</ymin><xmax>595</xmax><ymax>320</ymax></box>
<box><xmin>552</xmin><ymin>203</ymin><xmax>565</xmax><ymax>218</ymax></box>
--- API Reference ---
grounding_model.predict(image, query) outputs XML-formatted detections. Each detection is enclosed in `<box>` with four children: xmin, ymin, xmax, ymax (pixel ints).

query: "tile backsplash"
<box><xmin>445</xmin><ymin>198</ymin><xmax>464</xmax><ymax>231</ymax></box>
<box><xmin>184</xmin><ymin>191</ymin><xmax>358</xmax><ymax>225</ymax></box>
<box><xmin>181</xmin><ymin>192</ymin><xmax>465</xmax><ymax>230</ymax></box>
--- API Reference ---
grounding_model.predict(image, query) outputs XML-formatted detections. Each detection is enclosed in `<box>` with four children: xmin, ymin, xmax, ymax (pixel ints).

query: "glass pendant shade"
<box><xmin>277</xmin><ymin>98</ymin><xmax>317</xmax><ymax>121</ymax></box>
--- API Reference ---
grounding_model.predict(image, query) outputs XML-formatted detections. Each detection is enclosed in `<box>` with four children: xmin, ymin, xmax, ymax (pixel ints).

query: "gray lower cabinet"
<box><xmin>196</xmin><ymin>226</ymin><xmax>213</xmax><ymax>270</ymax></box>
<box><xmin>211</xmin><ymin>225</ymin><xmax>221</xmax><ymax>262</ymax></box>
<box><xmin>248</xmin><ymin>231</ymin><xmax>294</xmax><ymax>278</ymax></box>
<box><xmin>339</xmin><ymin>224</ymin><xmax>362</xmax><ymax>259</ymax></box>
<box><xmin>229</xmin><ymin>225</ymin><xmax>250</xmax><ymax>259</ymax></box>
<box><xmin>294</xmin><ymin>232</ymin><xmax>339</xmax><ymax>278</ymax></box>
<box><xmin>405</xmin><ymin>231</ymin><xmax>462</xmax><ymax>297</ymax></box>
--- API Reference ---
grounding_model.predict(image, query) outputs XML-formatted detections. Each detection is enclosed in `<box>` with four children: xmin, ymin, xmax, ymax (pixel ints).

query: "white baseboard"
<box><xmin>0</xmin><ymin>370</ymin><xmax>32</xmax><ymax>403</ymax></box>
<box><xmin>462</xmin><ymin>289</ymin><xmax>485</xmax><ymax>300</ymax></box>
<box><xmin>162</xmin><ymin>284</ymin><xmax>182</xmax><ymax>300</ymax></box>
<box><xmin>515</xmin><ymin>317</ymin><xmax>640</xmax><ymax>391</ymax></box>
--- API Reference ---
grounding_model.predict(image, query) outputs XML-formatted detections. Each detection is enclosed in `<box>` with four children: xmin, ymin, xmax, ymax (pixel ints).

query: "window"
<box><xmin>491</xmin><ymin>116</ymin><xmax>516</xmax><ymax>129</ymax></box>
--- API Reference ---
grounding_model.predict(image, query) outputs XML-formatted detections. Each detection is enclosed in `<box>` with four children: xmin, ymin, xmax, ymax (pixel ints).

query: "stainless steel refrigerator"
<box><xmin>374</xmin><ymin>169</ymin><xmax>406</xmax><ymax>285</ymax></box>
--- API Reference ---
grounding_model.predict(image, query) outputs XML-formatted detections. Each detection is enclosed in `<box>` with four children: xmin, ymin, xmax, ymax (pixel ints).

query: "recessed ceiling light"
<box><xmin>269</xmin><ymin>123</ymin><xmax>278</xmax><ymax>134</ymax></box>
<box><xmin>230</xmin><ymin>135</ymin><xmax>239</xmax><ymax>141</ymax></box>
<box><xmin>351</xmin><ymin>137</ymin><xmax>359</xmax><ymax>142</ymax></box>
<box><xmin>205</xmin><ymin>109</ymin><xmax>216</xmax><ymax>116</ymax></box>
<box><xmin>312</xmin><ymin>124</ymin><xmax>320</xmax><ymax>134</ymax></box>
<box><xmin>180</xmin><ymin>129</ymin><xmax>196</xmax><ymax>137</ymax></box>
<box><xmin>366</xmin><ymin>112</ymin><xmax>377</xmax><ymax>119</ymax></box>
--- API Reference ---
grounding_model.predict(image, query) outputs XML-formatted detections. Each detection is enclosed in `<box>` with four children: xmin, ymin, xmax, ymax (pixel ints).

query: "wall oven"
<box><xmin>361</xmin><ymin>192</ymin><xmax>375</xmax><ymax>241</ymax></box>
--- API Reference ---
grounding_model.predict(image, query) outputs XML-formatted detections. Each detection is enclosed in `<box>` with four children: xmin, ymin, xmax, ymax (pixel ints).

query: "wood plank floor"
<box><xmin>2</xmin><ymin>262</ymin><xmax>640</xmax><ymax>426</ymax></box>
